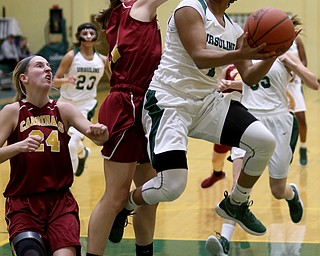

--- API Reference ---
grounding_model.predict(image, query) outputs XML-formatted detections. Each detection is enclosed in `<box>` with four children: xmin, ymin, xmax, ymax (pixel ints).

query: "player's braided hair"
<box><xmin>95</xmin><ymin>0</ymin><xmax>122</xmax><ymax>30</ymax></box>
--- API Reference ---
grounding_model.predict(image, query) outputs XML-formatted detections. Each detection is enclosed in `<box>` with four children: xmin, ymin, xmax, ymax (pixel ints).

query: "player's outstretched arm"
<box><xmin>279</xmin><ymin>51</ymin><xmax>319</xmax><ymax>90</ymax></box>
<box><xmin>57</xmin><ymin>102</ymin><xmax>109</xmax><ymax>146</ymax></box>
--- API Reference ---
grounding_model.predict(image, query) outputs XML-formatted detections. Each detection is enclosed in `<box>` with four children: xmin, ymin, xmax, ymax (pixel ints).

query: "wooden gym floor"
<box><xmin>0</xmin><ymin>85</ymin><xmax>320</xmax><ymax>255</ymax></box>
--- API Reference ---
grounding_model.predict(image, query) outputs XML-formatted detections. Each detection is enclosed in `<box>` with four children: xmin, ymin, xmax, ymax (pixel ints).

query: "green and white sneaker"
<box><xmin>75</xmin><ymin>147</ymin><xmax>90</xmax><ymax>177</ymax></box>
<box><xmin>206</xmin><ymin>233</ymin><xmax>229</xmax><ymax>256</ymax></box>
<box><xmin>286</xmin><ymin>183</ymin><xmax>304</xmax><ymax>223</ymax></box>
<box><xmin>215</xmin><ymin>192</ymin><xmax>266</xmax><ymax>236</ymax></box>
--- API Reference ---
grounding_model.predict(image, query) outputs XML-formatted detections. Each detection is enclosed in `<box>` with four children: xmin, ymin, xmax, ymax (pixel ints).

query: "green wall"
<box><xmin>1</xmin><ymin>0</ymin><xmax>319</xmax><ymax>76</ymax></box>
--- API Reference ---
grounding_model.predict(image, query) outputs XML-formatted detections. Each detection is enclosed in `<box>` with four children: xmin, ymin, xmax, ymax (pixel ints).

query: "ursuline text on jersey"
<box><xmin>77</xmin><ymin>67</ymin><xmax>101</xmax><ymax>73</ymax></box>
<box><xmin>206</xmin><ymin>34</ymin><xmax>236</xmax><ymax>50</ymax></box>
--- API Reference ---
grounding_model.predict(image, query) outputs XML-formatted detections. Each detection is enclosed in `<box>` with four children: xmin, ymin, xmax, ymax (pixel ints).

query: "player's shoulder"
<box><xmin>96</xmin><ymin>52</ymin><xmax>108</xmax><ymax>64</ymax></box>
<box><xmin>1</xmin><ymin>102</ymin><xmax>20</xmax><ymax>113</ymax></box>
<box><xmin>0</xmin><ymin>102</ymin><xmax>20</xmax><ymax>120</ymax></box>
<box><xmin>64</xmin><ymin>49</ymin><xmax>76</xmax><ymax>60</ymax></box>
<box><xmin>60</xmin><ymin>49</ymin><xmax>76</xmax><ymax>65</ymax></box>
<box><xmin>176</xmin><ymin>0</ymin><xmax>206</xmax><ymax>12</ymax></box>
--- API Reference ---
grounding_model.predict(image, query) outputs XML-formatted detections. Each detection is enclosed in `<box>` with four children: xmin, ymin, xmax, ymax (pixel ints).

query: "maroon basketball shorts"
<box><xmin>99</xmin><ymin>90</ymin><xmax>149</xmax><ymax>163</ymax></box>
<box><xmin>5</xmin><ymin>189</ymin><xmax>81</xmax><ymax>254</ymax></box>
<box><xmin>214</xmin><ymin>143</ymin><xmax>231</xmax><ymax>154</ymax></box>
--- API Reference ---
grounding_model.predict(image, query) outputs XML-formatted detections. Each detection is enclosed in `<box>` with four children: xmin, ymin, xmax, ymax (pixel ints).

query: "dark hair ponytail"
<box><xmin>96</xmin><ymin>0</ymin><xmax>122</xmax><ymax>30</ymax></box>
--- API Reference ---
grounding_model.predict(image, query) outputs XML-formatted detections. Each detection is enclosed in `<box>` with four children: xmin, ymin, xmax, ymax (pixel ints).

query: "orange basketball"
<box><xmin>244</xmin><ymin>7</ymin><xmax>295</xmax><ymax>56</ymax></box>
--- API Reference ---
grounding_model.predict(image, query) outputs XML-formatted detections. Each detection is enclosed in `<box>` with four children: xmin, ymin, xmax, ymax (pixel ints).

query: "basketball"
<box><xmin>244</xmin><ymin>7</ymin><xmax>296</xmax><ymax>56</ymax></box>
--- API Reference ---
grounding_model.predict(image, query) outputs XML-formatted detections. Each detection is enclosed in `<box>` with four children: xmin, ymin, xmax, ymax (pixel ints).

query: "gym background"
<box><xmin>1</xmin><ymin>0</ymin><xmax>320</xmax><ymax>76</ymax></box>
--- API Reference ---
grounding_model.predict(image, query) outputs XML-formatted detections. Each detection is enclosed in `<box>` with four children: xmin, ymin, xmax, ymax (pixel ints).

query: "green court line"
<box><xmin>1</xmin><ymin>238</ymin><xmax>320</xmax><ymax>255</ymax></box>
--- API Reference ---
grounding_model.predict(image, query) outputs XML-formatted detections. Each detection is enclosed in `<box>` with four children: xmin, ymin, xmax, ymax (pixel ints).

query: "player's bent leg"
<box><xmin>141</xmin><ymin>150</ymin><xmax>188</xmax><ymax>205</ymax></box>
<box><xmin>11</xmin><ymin>231</ymin><xmax>47</xmax><ymax>256</ymax></box>
<box><xmin>133</xmin><ymin>163</ymin><xmax>158</xmax><ymax>255</ymax></box>
<box><xmin>216</xmin><ymin>121</ymin><xmax>275</xmax><ymax>236</ymax></box>
<box><xmin>141</xmin><ymin>168</ymin><xmax>188</xmax><ymax>205</ymax></box>
<box><xmin>240</xmin><ymin>121</ymin><xmax>276</xmax><ymax>177</ymax></box>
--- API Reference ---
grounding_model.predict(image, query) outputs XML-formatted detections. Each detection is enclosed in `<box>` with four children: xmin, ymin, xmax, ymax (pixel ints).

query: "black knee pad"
<box><xmin>11</xmin><ymin>231</ymin><xmax>47</xmax><ymax>256</ymax></box>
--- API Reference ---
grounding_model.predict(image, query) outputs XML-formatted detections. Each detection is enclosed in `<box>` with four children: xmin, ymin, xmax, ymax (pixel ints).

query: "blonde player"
<box><xmin>0</xmin><ymin>56</ymin><xmax>109</xmax><ymax>256</ymax></box>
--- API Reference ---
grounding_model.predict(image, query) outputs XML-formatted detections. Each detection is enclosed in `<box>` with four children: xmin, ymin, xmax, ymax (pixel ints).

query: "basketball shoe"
<box><xmin>201</xmin><ymin>171</ymin><xmax>226</xmax><ymax>188</ymax></box>
<box><xmin>109</xmin><ymin>208</ymin><xmax>134</xmax><ymax>243</ymax></box>
<box><xmin>206</xmin><ymin>234</ymin><xmax>229</xmax><ymax>256</ymax></box>
<box><xmin>216</xmin><ymin>192</ymin><xmax>266</xmax><ymax>236</ymax></box>
<box><xmin>75</xmin><ymin>147</ymin><xmax>90</xmax><ymax>177</ymax></box>
<box><xmin>286</xmin><ymin>183</ymin><xmax>304</xmax><ymax>223</ymax></box>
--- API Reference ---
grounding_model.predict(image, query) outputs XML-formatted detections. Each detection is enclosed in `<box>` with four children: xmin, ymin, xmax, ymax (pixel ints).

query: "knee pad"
<box><xmin>141</xmin><ymin>168</ymin><xmax>188</xmax><ymax>204</ymax></box>
<box><xmin>11</xmin><ymin>231</ymin><xmax>47</xmax><ymax>256</ymax></box>
<box><xmin>240</xmin><ymin>121</ymin><xmax>276</xmax><ymax>176</ymax></box>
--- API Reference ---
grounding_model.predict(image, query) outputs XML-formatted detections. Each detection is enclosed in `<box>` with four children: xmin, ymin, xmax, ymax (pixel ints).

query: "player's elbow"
<box><xmin>242</xmin><ymin>77</ymin><xmax>258</xmax><ymax>86</ymax></box>
<box><xmin>192</xmin><ymin>57</ymin><xmax>206</xmax><ymax>69</ymax></box>
<box><xmin>188</xmin><ymin>51</ymin><xmax>208</xmax><ymax>69</ymax></box>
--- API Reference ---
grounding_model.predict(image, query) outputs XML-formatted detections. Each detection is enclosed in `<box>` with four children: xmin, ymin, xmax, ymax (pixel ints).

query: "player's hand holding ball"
<box><xmin>244</xmin><ymin>7</ymin><xmax>297</xmax><ymax>56</ymax></box>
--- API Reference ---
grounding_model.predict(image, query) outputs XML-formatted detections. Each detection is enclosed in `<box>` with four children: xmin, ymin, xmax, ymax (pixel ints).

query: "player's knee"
<box><xmin>11</xmin><ymin>231</ymin><xmax>47</xmax><ymax>256</ymax></box>
<box><xmin>241</xmin><ymin>122</ymin><xmax>276</xmax><ymax>176</ymax></box>
<box><xmin>243</xmin><ymin>121</ymin><xmax>276</xmax><ymax>159</ymax></box>
<box><xmin>142</xmin><ymin>168</ymin><xmax>187</xmax><ymax>204</ymax></box>
<box><xmin>161</xmin><ymin>169</ymin><xmax>187</xmax><ymax>201</ymax></box>
<box><xmin>259</xmin><ymin>130</ymin><xmax>276</xmax><ymax>158</ymax></box>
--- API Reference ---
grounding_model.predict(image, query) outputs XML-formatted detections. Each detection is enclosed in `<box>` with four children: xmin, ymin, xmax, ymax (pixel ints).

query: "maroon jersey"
<box><xmin>106</xmin><ymin>1</ymin><xmax>162</xmax><ymax>94</ymax></box>
<box><xmin>224</xmin><ymin>64</ymin><xmax>242</xmax><ymax>93</ymax></box>
<box><xmin>98</xmin><ymin>2</ymin><xmax>162</xmax><ymax>162</ymax></box>
<box><xmin>4</xmin><ymin>100</ymin><xmax>73</xmax><ymax>197</ymax></box>
<box><xmin>225</xmin><ymin>64</ymin><xmax>239</xmax><ymax>81</ymax></box>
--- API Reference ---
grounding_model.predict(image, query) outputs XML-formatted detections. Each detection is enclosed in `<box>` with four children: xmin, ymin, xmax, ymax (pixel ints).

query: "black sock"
<box><xmin>136</xmin><ymin>243</ymin><xmax>153</xmax><ymax>256</ymax></box>
<box><xmin>213</xmin><ymin>170</ymin><xmax>222</xmax><ymax>176</ymax></box>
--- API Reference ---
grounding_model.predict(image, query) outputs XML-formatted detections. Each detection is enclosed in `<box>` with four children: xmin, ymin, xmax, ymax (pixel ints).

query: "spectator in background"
<box><xmin>17</xmin><ymin>36</ymin><xmax>31</xmax><ymax>60</ymax></box>
<box><xmin>0</xmin><ymin>34</ymin><xmax>19</xmax><ymax>72</ymax></box>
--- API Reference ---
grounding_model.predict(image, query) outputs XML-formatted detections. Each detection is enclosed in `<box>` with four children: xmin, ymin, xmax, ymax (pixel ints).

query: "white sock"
<box><xmin>78</xmin><ymin>144</ymin><xmax>85</xmax><ymax>158</ymax></box>
<box><xmin>221</xmin><ymin>223</ymin><xmax>236</xmax><ymax>241</ymax></box>
<box><xmin>125</xmin><ymin>191</ymin><xmax>139</xmax><ymax>211</ymax></box>
<box><xmin>287</xmin><ymin>186</ymin><xmax>295</xmax><ymax>201</ymax></box>
<box><xmin>230</xmin><ymin>183</ymin><xmax>251</xmax><ymax>205</ymax></box>
<box><xmin>300</xmin><ymin>143</ymin><xmax>307</xmax><ymax>148</ymax></box>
